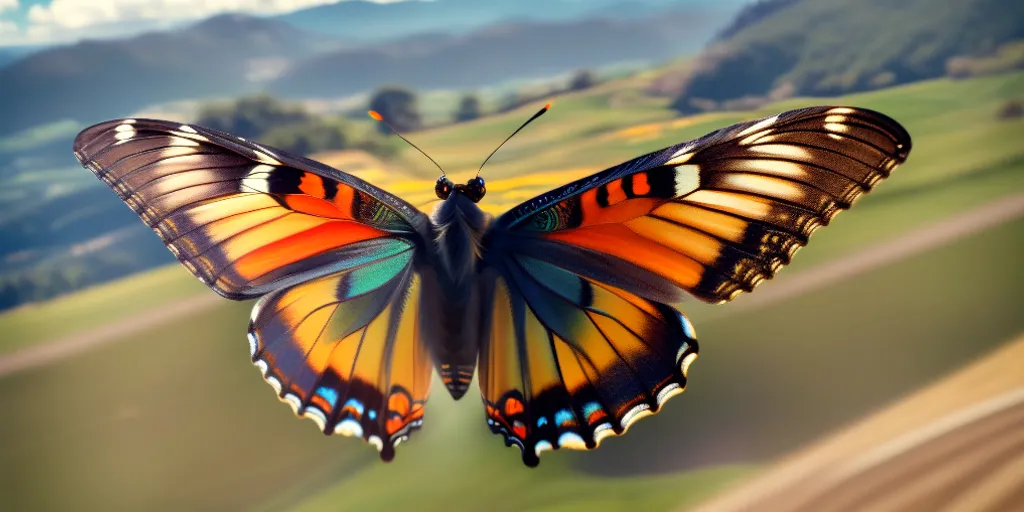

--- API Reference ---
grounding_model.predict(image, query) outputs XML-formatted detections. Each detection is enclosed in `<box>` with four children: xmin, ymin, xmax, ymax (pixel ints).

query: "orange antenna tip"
<box><xmin>368</xmin><ymin>110</ymin><xmax>383</xmax><ymax>121</ymax></box>
<box><xmin>544</xmin><ymin>102</ymin><xmax>552</xmax><ymax>110</ymax></box>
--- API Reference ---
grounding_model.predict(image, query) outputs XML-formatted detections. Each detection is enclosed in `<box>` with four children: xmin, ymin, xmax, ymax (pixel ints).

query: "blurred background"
<box><xmin>0</xmin><ymin>0</ymin><xmax>1022</xmax><ymax>510</ymax></box>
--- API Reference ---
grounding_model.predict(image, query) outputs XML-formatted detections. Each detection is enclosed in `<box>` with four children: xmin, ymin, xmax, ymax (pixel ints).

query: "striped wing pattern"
<box><xmin>248</xmin><ymin>250</ymin><xmax>432</xmax><ymax>460</ymax></box>
<box><xmin>73</xmin><ymin>119</ymin><xmax>427</xmax><ymax>300</ymax></box>
<box><xmin>498</xmin><ymin>106</ymin><xmax>912</xmax><ymax>304</ymax></box>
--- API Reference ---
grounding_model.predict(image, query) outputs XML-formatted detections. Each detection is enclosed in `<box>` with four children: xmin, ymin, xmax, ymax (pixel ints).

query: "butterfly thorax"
<box><xmin>418</xmin><ymin>192</ymin><xmax>492</xmax><ymax>399</ymax></box>
<box><xmin>429</xmin><ymin>193</ymin><xmax>489</xmax><ymax>285</ymax></box>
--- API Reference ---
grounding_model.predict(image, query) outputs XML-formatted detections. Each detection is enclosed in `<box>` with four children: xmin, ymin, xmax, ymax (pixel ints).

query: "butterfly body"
<box><xmin>73</xmin><ymin>106</ymin><xmax>911</xmax><ymax>467</ymax></box>
<box><xmin>420</xmin><ymin>191</ymin><xmax>492</xmax><ymax>398</ymax></box>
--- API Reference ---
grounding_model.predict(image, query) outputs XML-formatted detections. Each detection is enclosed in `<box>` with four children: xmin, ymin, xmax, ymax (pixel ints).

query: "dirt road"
<box><xmin>687</xmin><ymin>335</ymin><xmax>1024</xmax><ymax>512</ymax></box>
<box><xmin>1</xmin><ymin>194</ymin><xmax>1022</xmax><ymax>378</ymax></box>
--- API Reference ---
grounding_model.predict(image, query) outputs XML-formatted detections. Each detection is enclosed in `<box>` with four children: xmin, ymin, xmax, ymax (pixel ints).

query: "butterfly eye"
<box><xmin>435</xmin><ymin>177</ymin><xmax>454</xmax><ymax>199</ymax></box>
<box><xmin>464</xmin><ymin>177</ymin><xmax>486</xmax><ymax>203</ymax></box>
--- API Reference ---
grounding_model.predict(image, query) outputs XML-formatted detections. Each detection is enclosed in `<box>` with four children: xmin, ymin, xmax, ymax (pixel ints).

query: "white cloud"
<box><xmin>0</xmin><ymin>20</ymin><xmax>16</xmax><ymax>36</ymax></box>
<box><xmin>0</xmin><ymin>0</ymin><xmax>18</xmax><ymax>15</ymax></box>
<box><xmin>1</xmin><ymin>0</ymin><xmax>404</xmax><ymax>46</ymax></box>
<box><xmin>27</xmin><ymin>0</ymin><xmax>354</xmax><ymax>29</ymax></box>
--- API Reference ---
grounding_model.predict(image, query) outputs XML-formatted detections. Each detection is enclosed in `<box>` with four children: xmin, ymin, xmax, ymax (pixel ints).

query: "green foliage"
<box><xmin>369</xmin><ymin>86</ymin><xmax>422</xmax><ymax>133</ymax></box>
<box><xmin>947</xmin><ymin>40</ymin><xmax>1024</xmax><ymax>78</ymax></box>
<box><xmin>260</xmin><ymin>117</ymin><xmax>349</xmax><ymax>156</ymax></box>
<box><xmin>569</xmin><ymin>69</ymin><xmax>598</xmax><ymax>91</ymax></box>
<box><xmin>997</xmin><ymin>100</ymin><xmax>1024</xmax><ymax>120</ymax></box>
<box><xmin>196</xmin><ymin>94</ymin><xmax>310</xmax><ymax>140</ymax></box>
<box><xmin>671</xmin><ymin>0</ymin><xmax>1024</xmax><ymax>113</ymax></box>
<box><xmin>454</xmin><ymin>93</ymin><xmax>483</xmax><ymax>123</ymax></box>
<box><xmin>195</xmin><ymin>94</ymin><xmax>399</xmax><ymax>158</ymax></box>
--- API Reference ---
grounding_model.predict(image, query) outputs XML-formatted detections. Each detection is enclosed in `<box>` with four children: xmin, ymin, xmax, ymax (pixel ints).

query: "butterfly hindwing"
<box><xmin>248</xmin><ymin>247</ymin><xmax>432</xmax><ymax>461</ymax></box>
<box><xmin>495</xmin><ymin>106</ymin><xmax>912</xmax><ymax>304</ymax></box>
<box><xmin>478</xmin><ymin>257</ymin><xmax>698</xmax><ymax>466</ymax></box>
<box><xmin>480</xmin><ymin>106</ymin><xmax>911</xmax><ymax>465</ymax></box>
<box><xmin>73</xmin><ymin>119</ymin><xmax>429</xmax><ymax>299</ymax></box>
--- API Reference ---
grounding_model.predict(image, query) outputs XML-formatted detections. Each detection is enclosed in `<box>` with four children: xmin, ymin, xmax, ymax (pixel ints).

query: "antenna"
<box><xmin>477</xmin><ymin>102</ymin><xmax>551</xmax><ymax>177</ymax></box>
<box><xmin>368</xmin><ymin>110</ymin><xmax>446</xmax><ymax>177</ymax></box>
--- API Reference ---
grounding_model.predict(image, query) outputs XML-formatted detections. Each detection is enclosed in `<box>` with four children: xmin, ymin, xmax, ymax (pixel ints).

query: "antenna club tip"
<box><xmin>544</xmin><ymin>102</ymin><xmax>552</xmax><ymax>110</ymax></box>
<box><xmin>368</xmin><ymin>110</ymin><xmax>383</xmax><ymax>121</ymax></box>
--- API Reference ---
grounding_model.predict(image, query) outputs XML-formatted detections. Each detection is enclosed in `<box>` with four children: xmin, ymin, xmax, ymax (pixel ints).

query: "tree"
<box><xmin>568</xmin><ymin>69</ymin><xmax>596</xmax><ymax>91</ymax></box>
<box><xmin>997</xmin><ymin>100</ymin><xmax>1024</xmax><ymax>120</ymax></box>
<box><xmin>196</xmin><ymin>94</ymin><xmax>309</xmax><ymax>140</ymax></box>
<box><xmin>260</xmin><ymin>118</ymin><xmax>349</xmax><ymax>156</ymax></box>
<box><xmin>368</xmin><ymin>86</ymin><xmax>421</xmax><ymax>133</ymax></box>
<box><xmin>453</xmin><ymin>93</ymin><xmax>482</xmax><ymax>123</ymax></box>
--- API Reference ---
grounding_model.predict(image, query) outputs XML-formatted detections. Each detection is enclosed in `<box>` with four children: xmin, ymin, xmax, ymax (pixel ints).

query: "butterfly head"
<box><xmin>436</xmin><ymin>176</ymin><xmax>486</xmax><ymax>203</ymax></box>
<box><xmin>371</xmin><ymin>103</ymin><xmax>548</xmax><ymax>205</ymax></box>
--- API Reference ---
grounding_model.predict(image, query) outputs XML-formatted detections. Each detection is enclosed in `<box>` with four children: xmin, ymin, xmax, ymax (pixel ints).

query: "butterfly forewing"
<box><xmin>497</xmin><ymin>106</ymin><xmax>911</xmax><ymax>304</ymax></box>
<box><xmin>73</xmin><ymin>119</ymin><xmax>428</xmax><ymax>299</ymax></box>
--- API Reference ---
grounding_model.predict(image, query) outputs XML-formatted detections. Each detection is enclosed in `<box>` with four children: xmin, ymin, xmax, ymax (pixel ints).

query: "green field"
<box><xmin>1</xmin><ymin>70</ymin><xmax>1023</xmax><ymax>511</ymax></box>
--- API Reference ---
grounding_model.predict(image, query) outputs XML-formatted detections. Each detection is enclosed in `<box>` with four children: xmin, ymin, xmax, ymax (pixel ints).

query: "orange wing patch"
<box><xmin>73</xmin><ymin>118</ymin><xmax>425</xmax><ymax>300</ymax></box>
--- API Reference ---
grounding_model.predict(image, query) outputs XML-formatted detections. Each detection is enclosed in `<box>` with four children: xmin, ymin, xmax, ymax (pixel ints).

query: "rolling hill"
<box><xmin>671</xmin><ymin>0</ymin><xmax>1024</xmax><ymax>112</ymax></box>
<box><xmin>0</xmin><ymin>3</ymin><xmax>738</xmax><ymax>136</ymax></box>
<box><xmin>0</xmin><ymin>14</ymin><xmax>343</xmax><ymax>136</ymax></box>
<box><xmin>269</xmin><ymin>11</ymin><xmax>732</xmax><ymax>98</ymax></box>
<box><xmin>272</xmin><ymin>0</ymin><xmax>746</xmax><ymax>42</ymax></box>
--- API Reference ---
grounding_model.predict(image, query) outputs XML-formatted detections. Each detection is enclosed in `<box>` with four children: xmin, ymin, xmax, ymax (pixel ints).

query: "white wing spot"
<box><xmin>368</xmin><ymin>435</ymin><xmax>384</xmax><ymax>452</ymax></box>
<box><xmin>179</xmin><ymin>124</ymin><xmax>198</xmax><ymax>133</ymax></box>
<box><xmin>736</xmin><ymin>114</ymin><xmax>779</xmax><ymax>138</ymax></box>
<box><xmin>749</xmin><ymin>144</ymin><xmax>812</xmax><ymax>160</ymax></box>
<box><xmin>620</xmin><ymin>404</ymin><xmax>652</xmax><ymax>432</ymax></box>
<box><xmin>665</xmin><ymin>150</ymin><xmax>694</xmax><ymax>166</ymax></box>
<box><xmin>673</xmin><ymin>164</ymin><xmax>701</xmax><ymax>196</ymax></box>
<box><xmin>828</xmin><ymin>107</ymin><xmax>856</xmax><ymax>115</ymax></box>
<box><xmin>114</xmin><ymin>129</ymin><xmax>136</xmax><ymax>141</ymax></box>
<box><xmin>681</xmin><ymin>352</ymin><xmax>698</xmax><ymax>378</ymax></box>
<box><xmin>241</xmin><ymin>164</ymin><xmax>277</xmax><ymax>193</ymax></box>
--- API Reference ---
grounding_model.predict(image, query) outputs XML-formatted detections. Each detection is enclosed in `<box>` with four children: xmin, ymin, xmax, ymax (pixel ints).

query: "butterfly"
<box><xmin>73</xmin><ymin>105</ymin><xmax>911</xmax><ymax>467</ymax></box>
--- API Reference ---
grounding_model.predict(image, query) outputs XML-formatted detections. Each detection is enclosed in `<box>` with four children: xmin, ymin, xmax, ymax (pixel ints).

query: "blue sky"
<box><xmin>0</xmin><ymin>0</ymin><xmax>403</xmax><ymax>46</ymax></box>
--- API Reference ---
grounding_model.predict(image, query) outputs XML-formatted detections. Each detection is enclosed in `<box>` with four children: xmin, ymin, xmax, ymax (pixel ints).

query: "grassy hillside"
<box><xmin>0</xmin><ymin>69</ymin><xmax>1022</xmax><ymax>510</ymax></box>
<box><xmin>670</xmin><ymin>0</ymin><xmax>1024</xmax><ymax>112</ymax></box>
<box><xmin>0</xmin><ymin>214</ymin><xmax>1018</xmax><ymax>510</ymax></box>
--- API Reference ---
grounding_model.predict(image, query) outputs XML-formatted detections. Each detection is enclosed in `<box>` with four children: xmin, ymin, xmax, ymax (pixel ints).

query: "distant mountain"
<box><xmin>0</xmin><ymin>14</ymin><xmax>343</xmax><ymax>136</ymax></box>
<box><xmin>0</xmin><ymin>3</ymin><xmax>743</xmax><ymax>135</ymax></box>
<box><xmin>0</xmin><ymin>45</ymin><xmax>49</xmax><ymax>69</ymax></box>
<box><xmin>274</xmin><ymin>0</ymin><xmax>747</xmax><ymax>43</ymax></box>
<box><xmin>269</xmin><ymin>9</ymin><xmax>734</xmax><ymax>98</ymax></box>
<box><xmin>671</xmin><ymin>0</ymin><xmax>1024</xmax><ymax>112</ymax></box>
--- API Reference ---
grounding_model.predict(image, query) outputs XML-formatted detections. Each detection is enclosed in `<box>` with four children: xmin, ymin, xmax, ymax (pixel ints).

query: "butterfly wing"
<box><xmin>476</xmin><ymin>262</ymin><xmax>698</xmax><ymax>467</ymax></box>
<box><xmin>494</xmin><ymin>106</ymin><xmax>911</xmax><ymax>304</ymax></box>
<box><xmin>73</xmin><ymin>118</ymin><xmax>430</xmax><ymax>299</ymax></box>
<box><xmin>74</xmin><ymin>118</ymin><xmax>434</xmax><ymax>460</ymax></box>
<box><xmin>248</xmin><ymin>249</ymin><xmax>432</xmax><ymax>461</ymax></box>
<box><xmin>480</xmin><ymin>106</ymin><xmax>911</xmax><ymax>465</ymax></box>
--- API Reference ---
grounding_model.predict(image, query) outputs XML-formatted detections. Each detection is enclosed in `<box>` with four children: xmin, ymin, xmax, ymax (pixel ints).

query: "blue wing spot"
<box><xmin>537</xmin><ymin>416</ymin><xmax>548</xmax><ymax>427</ymax></box>
<box><xmin>555</xmin><ymin>409</ymin><xmax>575</xmax><ymax>427</ymax></box>
<box><xmin>343</xmin><ymin>398</ymin><xmax>365</xmax><ymax>416</ymax></box>
<box><xmin>583</xmin><ymin>402</ymin><xmax>602</xmax><ymax>418</ymax></box>
<box><xmin>679</xmin><ymin>313</ymin><xmax>697</xmax><ymax>339</ymax></box>
<box><xmin>368</xmin><ymin>409</ymin><xmax>377</xmax><ymax>420</ymax></box>
<box><xmin>316</xmin><ymin>387</ymin><xmax>339</xmax><ymax>407</ymax></box>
